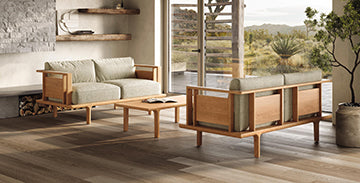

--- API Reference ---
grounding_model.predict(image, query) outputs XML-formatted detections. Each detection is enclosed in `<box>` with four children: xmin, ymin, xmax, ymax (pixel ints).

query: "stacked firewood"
<box><xmin>19</xmin><ymin>94</ymin><xmax>52</xmax><ymax>117</ymax></box>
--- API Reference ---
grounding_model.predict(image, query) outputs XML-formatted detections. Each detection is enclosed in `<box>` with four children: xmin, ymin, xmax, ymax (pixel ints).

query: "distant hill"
<box><xmin>245</xmin><ymin>24</ymin><xmax>306</xmax><ymax>35</ymax></box>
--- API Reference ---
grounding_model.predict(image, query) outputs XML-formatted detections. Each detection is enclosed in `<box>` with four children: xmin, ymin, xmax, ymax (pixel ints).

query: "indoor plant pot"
<box><xmin>306</xmin><ymin>0</ymin><xmax>360</xmax><ymax>147</ymax></box>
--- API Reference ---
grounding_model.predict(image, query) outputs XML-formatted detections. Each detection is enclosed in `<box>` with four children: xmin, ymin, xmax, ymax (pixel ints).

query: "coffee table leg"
<box><xmin>154</xmin><ymin>110</ymin><xmax>160</xmax><ymax>138</ymax></box>
<box><xmin>175</xmin><ymin>107</ymin><xmax>180</xmax><ymax>123</ymax></box>
<box><xmin>123</xmin><ymin>108</ymin><xmax>129</xmax><ymax>132</ymax></box>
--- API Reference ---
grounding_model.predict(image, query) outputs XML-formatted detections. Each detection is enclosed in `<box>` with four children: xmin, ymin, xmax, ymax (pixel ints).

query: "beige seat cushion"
<box><xmin>104</xmin><ymin>78</ymin><xmax>161</xmax><ymax>99</ymax></box>
<box><xmin>45</xmin><ymin>59</ymin><xmax>96</xmax><ymax>83</ymax></box>
<box><xmin>93</xmin><ymin>57</ymin><xmax>136</xmax><ymax>82</ymax></box>
<box><xmin>72</xmin><ymin>83</ymin><xmax>120</xmax><ymax>105</ymax></box>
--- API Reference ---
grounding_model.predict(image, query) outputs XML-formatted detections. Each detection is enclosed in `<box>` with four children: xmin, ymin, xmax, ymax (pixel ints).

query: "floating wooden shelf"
<box><xmin>78</xmin><ymin>8</ymin><xmax>140</xmax><ymax>15</ymax></box>
<box><xmin>56</xmin><ymin>34</ymin><xmax>131</xmax><ymax>41</ymax></box>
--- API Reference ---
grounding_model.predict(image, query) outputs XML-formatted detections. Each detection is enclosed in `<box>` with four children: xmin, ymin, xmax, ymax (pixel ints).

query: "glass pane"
<box><xmin>169</xmin><ymin>0</ymin><xmax>198</xmax><ymax>93</ymax></box>
<box><xmin>244</xmin><ymin>0</ymin><xmax>332</xmax><ymax>112</ymax></box>
<box><xmin>205</xmin><ymin>1</ymin><xmax>233</xmax><ymax>97</ymax></box>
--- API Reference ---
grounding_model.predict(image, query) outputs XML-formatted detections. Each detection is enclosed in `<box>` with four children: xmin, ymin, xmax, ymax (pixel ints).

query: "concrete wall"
<box><xmin>332</xmin><ymin>0</ymin><xmax>360</xmax><ymax>124</ymax></box>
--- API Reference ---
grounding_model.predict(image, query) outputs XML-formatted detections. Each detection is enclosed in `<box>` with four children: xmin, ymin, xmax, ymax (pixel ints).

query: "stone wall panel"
<box><xmin>0</xmin><ymin>0</ymin><xmax>56</xmax><ymax>54</ymax></box>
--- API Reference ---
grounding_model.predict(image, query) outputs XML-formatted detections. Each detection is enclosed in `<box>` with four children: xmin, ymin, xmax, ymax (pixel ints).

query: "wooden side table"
<box><xmin>115</xmin><ymin>95</ymin><xmax>186</xmax><ymax>138</ymax></box>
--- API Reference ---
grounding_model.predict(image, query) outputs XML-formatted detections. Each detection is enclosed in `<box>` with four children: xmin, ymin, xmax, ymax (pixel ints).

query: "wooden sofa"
<box><xmin>179</xmin><ymin>70</ymin><xmax>332</xmax><ymax>158</ymax></box>
<box><xmin>37</xmin><ymin>57</ymin><xmax>165</xmax><ymax>124</ymax></box>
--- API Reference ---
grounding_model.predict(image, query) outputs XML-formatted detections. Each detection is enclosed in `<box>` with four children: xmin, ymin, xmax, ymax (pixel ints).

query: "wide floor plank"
<box><xmin>0</xmin><ymin>106</ymin><xmax>358</xmax><ymax>182</ymax></box>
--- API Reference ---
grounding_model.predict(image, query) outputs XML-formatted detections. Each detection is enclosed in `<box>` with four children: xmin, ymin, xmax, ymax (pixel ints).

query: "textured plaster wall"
<box><xmin>0</xmin><ymin>0</ymin><xmax>56</xmax><ymax>54</ymax></box>
<box><xmin>0</xmin><ymin>0</ymin><xmax>130</xmax><ymax>88</ymax></box>
<box><xmin>127</xmin><ymin>0</ymin><xmax>163</xmax><ymax>66</ymax></box>
<box><xmin>332</xmin><ymin>0</ymin><xmax>360</xmax><ymax>124</ymax></box>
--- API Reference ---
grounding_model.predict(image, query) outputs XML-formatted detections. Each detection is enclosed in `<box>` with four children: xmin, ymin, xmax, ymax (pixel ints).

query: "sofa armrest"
<box><xmin>37</xmin><ymin>70</ymin><xmax>73</xmax><ymax>105</ymax></box>
<box><xmin>36</xmin><ymin>70</ymin><xmax>71</xmax><ymax>76</ymax></box>
<box><xmin>186</xmin><ymin>86</ymin><xmax>235</xmax><ymax>132</ymax></box>
<box><xmin>134</xmin><ymin>64</ymin><xmax>160</xmax><ymax>83</ymax></box>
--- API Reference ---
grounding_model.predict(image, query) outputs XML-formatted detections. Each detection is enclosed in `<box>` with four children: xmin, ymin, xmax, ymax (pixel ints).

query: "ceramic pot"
<box><xmin>336</xmin><ymin>104</ymin><xmax>360</xmax><ymax>147</ymax></box>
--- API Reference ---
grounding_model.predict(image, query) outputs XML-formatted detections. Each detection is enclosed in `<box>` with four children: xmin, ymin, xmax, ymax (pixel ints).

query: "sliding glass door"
<box><xmin>204</xmin><ymin>1</ymin><xmax>234</xmax><ymax>90</ymax></box>
<box><xmin>168</xmin><ymin>0</ymin><xmax>240</xmax><ymax>94</ymax></box>
<box><xmin>169</xmin><ymin>0</ymin><xmax>199</xmax><ymax>93</ymax></box>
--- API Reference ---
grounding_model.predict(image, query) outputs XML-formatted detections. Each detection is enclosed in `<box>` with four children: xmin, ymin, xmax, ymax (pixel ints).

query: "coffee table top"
<box><xmin>115</xmin><ymin>95</ymin><xmax>186</xmax><ymax>111</ymax></box>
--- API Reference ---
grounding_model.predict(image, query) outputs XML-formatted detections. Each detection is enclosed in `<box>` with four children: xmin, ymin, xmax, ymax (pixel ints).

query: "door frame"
<box><xmin>164</xmin><ymin>0</ymin><xmax>245</xmax><ymax>94</ymax></box>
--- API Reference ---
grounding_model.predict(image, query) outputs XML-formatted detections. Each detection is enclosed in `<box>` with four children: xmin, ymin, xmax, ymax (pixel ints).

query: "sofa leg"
<box><xmin>254</xmin><ymin>134</ymin><xmax>261</xmax><ymax>158</ymax></box>
<box><xmin>197</xmin><ymin>131</ymin><xmax>202</xmax><ymax>147</ymax></box>
<box><xmin>123</xmin><ymin>108</ymin><xmax>129</xmax><ymax>132</ymax></box>
<box><xmin>114</xmin><ymin>104</ymin><xmax>117</xmax><ymax>110</ymax></box>
<box><xmin>52</xmin><ymin>105</ymin><xmax>58</xmax><ymax>118</ymax></box>
<box><xmin>314</xmin><ymin>120</ymin><xmax>320</xmax><ymax>144</ymax></box>
<box><xmin>86</xmin><ymin>106</ymin><xmax>92</xmax><ymax>125</ymax></box>
<box><xmin>148</xmin><ymin>111</ymin><xmax>152</xmax><ymax>115</ymax></box>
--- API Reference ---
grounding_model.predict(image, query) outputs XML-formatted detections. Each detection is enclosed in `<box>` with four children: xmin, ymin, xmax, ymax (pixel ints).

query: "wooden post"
<box><xmin>249</xmin><ymin>93</ymin><xmax>256</xmax><ymax>131</ymax></box>
<box><xmin>292</xmin><ymin>87</ymin><xmax>299</xmax><ymax>122</ymax></box>
<box><xmin>317</xmin><ymin>83</ymin><xmax>322</xmax><ymax>117</ymax></box>
<box><xmin>154</xmin><ymin>110</ymin><xmax>160</xmax><ymax>138</ymax></box>
<box><xmin>279</xmin><ymin>89</ymin><xmax>284</xmax><ymax>125</ymax></box>
<box><xmin>232</xmin><ymin>0</ymin><xmax>245</xmax><ymax>78</ymax></box>
<box><xmin>186</xmin><ymin>87</ymin><xmax>193</xmax><ymax>125</ymax></box>
<box><xmin>193</xmin><ymin>89</ymin><xmax>199</xmax><ymax>126</ymax></box>
<box><xmin>52</xmin><ymin>105</ymin><xmax>58</xmax><ymax>118</ymax></box>
<box><xmin>197</xmin><ymin>131</ymin><xmax>202</xmax><ymax>147</ymax></box>
<box><xmin>254</xmin><ymin>134</ymin><xmax>261</xmax><ymax>158</ymax></box>
<box><xmin>123</xmin><ymin>108</ymin><xmax>129</xmax><ymax>132</ymax></box>
<box><xmin>42</xmin><ymin>73</ymin><xmax>47</xmax><ymax>100</ymax></box>
<box><xmin>86</xmin><ymin>106</ymin><xmax>91</xmax><ymax>125</ymax></box>
<box><xmin>65</xmin><ymin>73</ymin><xmax>72</xmax><ymax>105</ymax></box>
<box><xmin>229</xmin><ymin>94</ymin><xmax>234</xmax><ymax>132</ymax></box>
<box><xmin>175</xmin><ymin>107</ymin><xmax>180</xmax><ymax>123</ymax></box>
<box><xmin>314</xmin><ymin>120</ymin><xmax>320</xmax><ymax>143</ymax></box>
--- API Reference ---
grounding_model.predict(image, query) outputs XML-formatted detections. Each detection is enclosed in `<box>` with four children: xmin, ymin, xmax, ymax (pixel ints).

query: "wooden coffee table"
<box><xmin>115</xmin><ymin>95</ymin><xmax>186</xmax><ymax>138</ymax></box>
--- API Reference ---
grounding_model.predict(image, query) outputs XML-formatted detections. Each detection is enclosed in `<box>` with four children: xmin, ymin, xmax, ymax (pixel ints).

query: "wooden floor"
<box><xmin>0</xmin><ymin>106</ymin><xmax>359</xmax><ymax>183</ymax></box>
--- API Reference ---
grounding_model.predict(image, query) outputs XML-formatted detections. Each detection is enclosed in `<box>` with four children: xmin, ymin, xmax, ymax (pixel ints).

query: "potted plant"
<box><xmin>306</xmin><ymin>0</ymin><xmax>360</xmax><ymax>147</ymax></box>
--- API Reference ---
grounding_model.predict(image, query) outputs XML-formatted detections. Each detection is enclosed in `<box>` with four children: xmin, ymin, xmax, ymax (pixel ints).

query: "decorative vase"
<box><xmin>336</xmin><ymin>104</ymin><xmax>360</xmax><ymax>147</ymax></box>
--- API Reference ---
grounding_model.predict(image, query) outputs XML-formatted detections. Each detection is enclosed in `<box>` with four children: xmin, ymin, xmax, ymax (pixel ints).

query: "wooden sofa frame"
<box><xmin>179</xmin><ymin>80</ymin><xmax>332</xmax><ymax>158</ymax></box>
<box><xmin>36</xmin><ymin>64</ymin><xmax>165</xmax><ymax>124</ymax></box>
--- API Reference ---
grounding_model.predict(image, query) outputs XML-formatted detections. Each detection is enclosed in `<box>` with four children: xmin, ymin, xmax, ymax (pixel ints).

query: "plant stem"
<box><xmin>350</xmin><ymin>72</ymin><xmax>355</xmax><ymax>104</ymax></box>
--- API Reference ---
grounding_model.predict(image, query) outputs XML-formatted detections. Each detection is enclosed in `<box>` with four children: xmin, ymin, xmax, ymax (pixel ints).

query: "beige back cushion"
<box><xmin>230</xmin><ymin>74</ymin><xmax>284</xmax><ymax>131</ymax></box>
<box><xmin>93</xmin><ymin>57</ymin><xmax>136</xmax><ymax>82</ymax></box>
<box><xmin>283</xmin><ymin>70</ymin><xmax>322</xmax><ymax>121</ymax></box>
<box><xmin>45</xmin><ymin>59</ymin><xmax>96</xmax><ymax>83</ymax></box>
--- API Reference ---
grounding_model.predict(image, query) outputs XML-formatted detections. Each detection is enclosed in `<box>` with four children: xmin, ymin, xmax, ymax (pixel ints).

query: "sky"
<box><xmin>171</xmin><ymin>0</ymin><xmax>332</xmax><ymax>26</ymax></box>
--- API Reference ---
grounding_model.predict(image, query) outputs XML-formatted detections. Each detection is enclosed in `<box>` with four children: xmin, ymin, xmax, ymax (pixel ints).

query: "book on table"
<box><xmin>142</xmin><ymin>98</ymin><xmax>177</xmax><ymax>103</ymax></box>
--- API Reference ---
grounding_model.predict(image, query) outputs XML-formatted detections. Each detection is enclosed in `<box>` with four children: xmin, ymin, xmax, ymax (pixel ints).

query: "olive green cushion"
<box><xmin>72</xmin><ymin>83</ymin><xmax>120</xmax><ymax>105</ymax></box>
<box><xmin>283</xmin><ymin>70</ymin><xmax>322</xmax><ymax>121</ymax></box>
<box><xmin>104</xmin><ymin>78</ymin><xmax>161</xmax><ymax>99</ymax></box>
<box><xmin>93</xmin><ymin>57</ymin><xmax>136</xmax><ymax>82</ymax></box>
<box><xmin>45</xmin><ymin>60</ymin><xmax>96</xmax><ymax>83</ymax></box>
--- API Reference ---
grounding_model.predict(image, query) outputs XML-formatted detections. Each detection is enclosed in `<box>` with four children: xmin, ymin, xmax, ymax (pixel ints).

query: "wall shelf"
<box><xmin>56</xmin><ymin>34</ymin><xmax>131</xmax><ymax>41</ymax></box>
<box><xmin>78</xmin><ymin>8</ymin><xmax>140</xmax><ymax>15</ymax></box>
